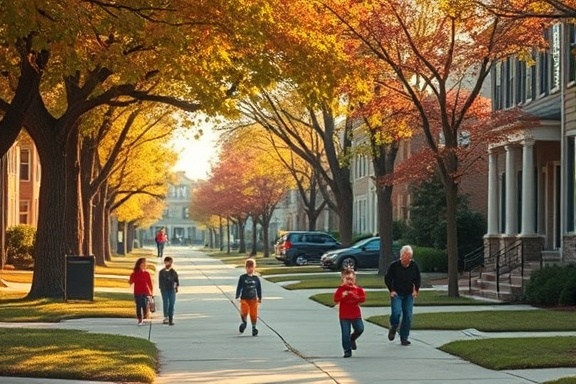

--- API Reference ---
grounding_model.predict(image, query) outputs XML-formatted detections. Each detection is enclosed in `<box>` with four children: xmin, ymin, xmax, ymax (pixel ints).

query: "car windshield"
<box><xmin>351</xmin><ymin>237</ymin><xmax>375</xmax><ymax>249</ymax></box>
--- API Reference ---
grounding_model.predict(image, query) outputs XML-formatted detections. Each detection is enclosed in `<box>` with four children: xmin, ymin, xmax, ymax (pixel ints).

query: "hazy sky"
<box><xmin>171</xmin><ymin>126</ymin><xmax>220</xmax><ymax>180</ymax></box>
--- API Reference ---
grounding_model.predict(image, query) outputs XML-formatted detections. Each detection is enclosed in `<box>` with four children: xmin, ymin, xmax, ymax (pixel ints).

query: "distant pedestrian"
<box><xmin>334</xmin><ymin>268</ymin><xmax>365</xmax><ymax>358</ymax></box>
<box><xmin>235</xmin><ymin>258</ymin><xmax>262</xmax><ymax>336</ymax></box>
<box><xmin>155</xmin><ymin>227</ymin><xmax>168</xmax><ymax>258</ymax></box>
<box><xmin>384</xmin><ymin>245</ymin><xmax>421</xmax><ymax>346</ymax></box>
<box><xmin>129</xmin><ymin>257</ymin><xmax>153</xmax><ymax>326</ymax></box>
<box><xmin>159</xmin><ymin>256</ymin><xmax>180</xmax><ymax>326</ymax></box>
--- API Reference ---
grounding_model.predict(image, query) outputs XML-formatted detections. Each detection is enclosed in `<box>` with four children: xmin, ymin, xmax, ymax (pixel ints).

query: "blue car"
<box><xmin>320</xmin><ymin>237</ymin><xmax>381</xmax><ymax>271</ymax></box>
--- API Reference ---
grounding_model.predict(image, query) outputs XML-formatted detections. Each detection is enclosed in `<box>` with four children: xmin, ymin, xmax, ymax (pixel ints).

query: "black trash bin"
<box><xmin>65</xmin><ymin>255</ymin><xmax>95</xmax><ymax>301</ymax></box>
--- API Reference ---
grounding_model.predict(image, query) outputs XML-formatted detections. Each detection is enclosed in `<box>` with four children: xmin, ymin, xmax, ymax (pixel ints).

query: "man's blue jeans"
<box><xmin>390</xmin><ymin>294</ymin><xmax>414</xmax><ymax>341</ymax></box>
<box><xmin>339</xmin><ymin>318</ymin><xmax>364</xmax><ymax>352</ymax></box>
<box><xmin>161</xmin><ymin>289</ymin><xmax>176</xmax><ymax>319</ymax></box>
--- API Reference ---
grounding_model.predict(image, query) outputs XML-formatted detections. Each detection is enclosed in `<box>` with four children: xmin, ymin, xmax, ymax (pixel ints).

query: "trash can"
<box><xmin>65</xmin><ymin>255</ymin><xmax>95</xmax><ymax>301</ymax></box>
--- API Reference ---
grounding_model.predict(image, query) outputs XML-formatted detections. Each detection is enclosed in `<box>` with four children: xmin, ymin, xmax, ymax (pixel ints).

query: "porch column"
<box><xmin>520</xmin><ymin>139</ymin><xmax>536</xmax><ymax>235</ymax></box>
<box><xmin>505</xmin><ymin>145</ymin><xmax>518</xmax><ymax>235</ymax></box>
<box><xmin>487</xmin><ymin>149</ymin><xmax>499</xmax><ymax>235</ymax></box>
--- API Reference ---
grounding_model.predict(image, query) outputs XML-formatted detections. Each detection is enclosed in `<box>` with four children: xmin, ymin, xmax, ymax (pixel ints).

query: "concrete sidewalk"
<box><xmin>1</xmin><ymin>248</ymin><xmax>576</xmax><ymax>383</ymax></box>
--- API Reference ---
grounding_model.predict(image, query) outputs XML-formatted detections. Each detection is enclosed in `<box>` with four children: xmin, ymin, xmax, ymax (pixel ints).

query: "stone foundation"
<box><xmin>562</xmin><ymin>234</ymin><xmax>576</xmax><ymax>263</ymax></box>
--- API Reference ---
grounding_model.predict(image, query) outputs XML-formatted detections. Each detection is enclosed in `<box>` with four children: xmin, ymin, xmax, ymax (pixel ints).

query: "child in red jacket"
<box><xmin>333</xmin><ymin>268</ymin><xmax>366</xmax><ymax>358</ymax></box>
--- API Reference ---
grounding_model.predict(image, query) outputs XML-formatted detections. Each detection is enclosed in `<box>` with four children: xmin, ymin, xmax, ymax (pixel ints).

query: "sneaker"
<box><xmin>350</xmin><ymin>337</ymin><xmax>357</xmax><ymax>350</ymax></box>
<box><xmin>137</xmin><ymin>322</ymin><xmax>144</xmax><ymax>326</ymax></box>
<box><xmin>401</xmin><ymin>339</ymin><xmax>411</xmax><ymax>346</ymax></box>
<box><xmin>252</xmin><ymin>327</ymin><xmax>259</xmax><ymax>336</ymax></box>
<box><xmin>169</xmin><ymin>322</ymin><xmax>174</xmax><ymax>326</ymax></box>
<box><xmin>239</xmin><ymin>321</ymin><xmax>247</xmax><ymax>334</ymax></box>
<box><xmin>388</xmin><ymin>326</ymin><xmax>397</xmax><ymax>341</ymax></box>
<box><xmin>162</xmin><ymin>318</ymin><xmax>169</xmax><ymax>324</ymax></box>
<box><xmin>343</xmin><ymin>350</ymin><xmax>352</xmax><ymax>358</ymax></box>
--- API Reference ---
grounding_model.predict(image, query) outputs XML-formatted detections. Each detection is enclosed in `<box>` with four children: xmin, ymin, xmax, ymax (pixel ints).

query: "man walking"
<box><xmin>384</xmin><ymin>245</ymin><xmax>421</xmax><ymax>346</ymax></box>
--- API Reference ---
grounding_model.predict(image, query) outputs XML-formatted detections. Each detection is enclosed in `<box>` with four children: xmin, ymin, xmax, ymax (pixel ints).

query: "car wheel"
<box><xmin>294</xmin><ymin>255</ymin><xmax>308</xmax><ymax>266</ymax></box>
<box><xmin>340</xmin><ymin>257</ymin><xmax>356</xmax><ymax>270</ymax></box>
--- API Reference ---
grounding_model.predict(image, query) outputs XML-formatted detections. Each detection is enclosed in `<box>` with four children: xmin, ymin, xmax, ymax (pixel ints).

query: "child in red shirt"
<box><xmin>129</xmin><ymin>257</ymin><xmax>153</xmax><ymax>326</ymax></box>
<box><xmin>333</xmin><ymin>268</ymin><xmax>366</xmax><ymax>358</ymax></box>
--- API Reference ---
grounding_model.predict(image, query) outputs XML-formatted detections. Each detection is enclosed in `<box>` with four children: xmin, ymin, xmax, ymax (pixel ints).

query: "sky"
<box><xmin>170</xmin><ymin>125</ymin><xmax>221</xmax><ymax>180</ymax></box>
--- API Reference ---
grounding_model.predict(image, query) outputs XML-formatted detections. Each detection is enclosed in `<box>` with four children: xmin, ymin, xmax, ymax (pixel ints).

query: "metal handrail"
<box><xmin>462</xmin><ymin>240</ymin><xmax>523</xmax><ymax>296</ymax></box>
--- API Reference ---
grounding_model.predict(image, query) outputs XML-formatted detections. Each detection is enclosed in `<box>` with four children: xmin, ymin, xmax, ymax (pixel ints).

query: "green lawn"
<box><xmin>266</xmin><ymin>273</ymin><xmax>386</xmax><ymax>289</ymax></box>
<box><xmin>0</xmin><ymin>328</ymin><xmax>157</xmax><ymax>383</ymax></box>
<box><xmin>546</xmin><ymin>378</ymin><xmax>576</xmax><ymax>384</ymax></box>
<box><xmin>367</xmin><ymin>309</ymin><xmax>576</xmax><ymax>331</ymax></box>
<box><xmin>312</xmin><ymin>290</ymin><xmax>485</xmax><ymax>307</ymax></box>
<box><xmin>440</xmin><ymin>337</ymin><xmax>576</xmax><ymax>370</ymax></box>
<box><xmin>0</xmin><ymin>292</ymin><xmax>134</xmax><ymax>322</ymax></box>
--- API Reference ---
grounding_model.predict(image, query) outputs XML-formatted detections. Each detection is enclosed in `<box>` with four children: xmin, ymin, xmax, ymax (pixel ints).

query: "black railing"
<box><xmin>462</xmin><ymin>240</ymin><xmax>524</xmax><ymax>297</ymax></box>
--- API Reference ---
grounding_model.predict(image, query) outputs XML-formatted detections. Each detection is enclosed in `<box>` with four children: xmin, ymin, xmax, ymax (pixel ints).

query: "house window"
<box><xmin>539</xmin><ymin>50</ymin><xmax>549</xmax><ymax>96</ymax></box>
<box><xmin>567</xmin><ymin>137</ymin><xmax>575</xmax><ymax>232</ymax></box>
<box><xmin>494</xmin><ymin>62</ymin><xmax>503</xmax><ymax>110</ymax></box>
<box><xmin>516</xmin><ymin>60</ymin><xmax>526</xmax><ymax>103</ymax></box>
<box><xmin>19</xmin><ymin>200</ymin><xmax>29</xmax><ymax>224</ymax></box>
<box><xmin>569</xmin><ymin>23</ymin><xmax>576</xmax><ymax>83</ymax></box>
<box><xmin>526</xmin><ymin>59</ymin><xmax>535</xmax><ymax>101</ymax></box>
<box><xmin>505</xmin><ymin>58</ymin><xmax>514</xmax><ymax>108</ymax></box>
<box><xmin>20</xmin><ymin>149</ymin><xmax>30</xmax><ymax>181</ymax></box>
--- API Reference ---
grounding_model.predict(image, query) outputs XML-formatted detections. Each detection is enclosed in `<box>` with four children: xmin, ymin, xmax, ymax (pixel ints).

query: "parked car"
<box><xmin>275</xmin><ymin>231</ymin><xmax>342</xmax><ymax>266</ymax></box>
<box><xmin>320</xmin><ymin>237</ymin><xmax>400</xmax><ymax>271</ymax></box>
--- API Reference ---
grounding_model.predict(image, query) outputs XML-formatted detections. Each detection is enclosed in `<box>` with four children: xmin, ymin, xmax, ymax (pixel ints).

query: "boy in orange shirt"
<box><xmin>235</xmin><ymin>258</ymin><xmax>262</xmax><ymax>336</ymax></box>
<box><xmin>334</xmin><ymin>268</ymin><xmax>366</xmax><ymax>358</ymax></box>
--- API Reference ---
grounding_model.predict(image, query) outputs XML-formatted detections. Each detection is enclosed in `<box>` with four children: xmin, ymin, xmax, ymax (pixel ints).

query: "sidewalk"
<box><xmin>1</xmin><ymin>247</ymin><xmax>576</xmax><ymax>383</ymax></box>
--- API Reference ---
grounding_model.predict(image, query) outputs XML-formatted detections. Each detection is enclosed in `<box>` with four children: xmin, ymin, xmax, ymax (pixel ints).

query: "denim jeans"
<box><xmin>134</xmin><ymin>294</ymin><xmax>147</xmax><ymax>322</ymax></box>
<box><xmin>156</xmin><ymin>242</ymin><xmax>165</xmax><ymax>258</ymax></box>
<box><xmin>390</xmin><ymin>294</ymin><xmax>414</xmax><ymax>341</ymax></box>
<box><xmin>161</xmin><ymin>289</ymin><xmax>176</xmax><ymax>319</ymax></box>
<box><xmin>339</xmin><ymin>318</ymin><xmax>364</xmax><ymax>352</ymax></box>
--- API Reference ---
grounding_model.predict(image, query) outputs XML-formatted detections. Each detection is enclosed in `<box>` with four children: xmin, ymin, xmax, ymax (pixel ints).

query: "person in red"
<box><xmin>129</xmin><ymin>257</ymin><xmax>153</xmax><ymax>326</ymax></box>
<box><xmin>333</xmin><ymin>268</ymin><xmax>366</xmax><ymax>358</ymax></box>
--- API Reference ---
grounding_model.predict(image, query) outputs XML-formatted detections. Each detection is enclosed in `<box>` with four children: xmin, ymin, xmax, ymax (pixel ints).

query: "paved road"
<box><xmin>1</xmin><ymin>247</ymin><xmax>576</xmax><ymax>383</ymax></box>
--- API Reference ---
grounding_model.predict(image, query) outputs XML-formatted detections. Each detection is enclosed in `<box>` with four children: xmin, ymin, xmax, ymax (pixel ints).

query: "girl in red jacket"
<box><xmin>334</xmin><ymin>268</ymin><xmax>366</xmax><ymax>358</ymax></box>
<box><xmin>129</xmin><ymin>257</ymin><xmax>153</xmax><ymax>326</ymax></box>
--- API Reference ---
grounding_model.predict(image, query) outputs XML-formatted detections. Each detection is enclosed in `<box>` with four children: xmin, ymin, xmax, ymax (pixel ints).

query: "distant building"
<box><xmin>142</xmin><ymin>171</ymin><xmax>205</xmax><ymax>246</ymax></box>
<box><xmin>1</xmin><ymin>131</ymin><xmax>41</xmax><ymax>266</ymax></box>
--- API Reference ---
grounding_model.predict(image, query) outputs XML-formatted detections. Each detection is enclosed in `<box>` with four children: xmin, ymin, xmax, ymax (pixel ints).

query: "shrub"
<box><xmin>6</xmin><ymin>225</ymin><xmax>36</xmax><ymax>270</ymax></box>
<box><xmin>525</xmin><ymin>265</ymin><xmax>576</xmax><ymax>306</ymax></box>
<box><xmin>392</xmin><ymin>220</ymin><xmax>409</xmax><ymax>241</ymax></box>
<box><xmin>412</xmin><ymin>246</ymin><xmax>448</xmax><ymax>273</ymax></box>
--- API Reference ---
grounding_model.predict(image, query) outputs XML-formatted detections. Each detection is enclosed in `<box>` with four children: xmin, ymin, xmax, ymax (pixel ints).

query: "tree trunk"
<box><xmin>104</xmin><ymin>205</ymin><xmax>113</xmax><ymax>261</ymax></box>
<box><xmin>28</xmin><ymin>143</ymin><xmax>68</xmax><ymax>298</ymax></box>
<box><xmin>126</xmin><ymin>221</ymin><xmax>135</xmax><ymax>253</ymax></box>
<box><xmin>92</xmin><ymin>192</ymin><xmax>107</xmax><ymax>266</ymax></box>
<box><xmin>237</xmin><ymin>217</ymin><xmax>247</xmax><ymax>254</ymax></box>
<box><xmin>445</xmin><ymin>179</ymin><xmax>460</xmax><ymax>297</ymax></box>
<box><xmin>377</xmin><ymin>186</ymin><xmax>395</xmax><ymax>275</ymax></box>
<box><xmin>64</xmin><ymin>129</ymin><xmax>84</xmax><ymax>256</ymax></box>
<box><xmin>250</xmin><ymin>219</ymin><xmax>257</xmax><ymax>256</ymax></box>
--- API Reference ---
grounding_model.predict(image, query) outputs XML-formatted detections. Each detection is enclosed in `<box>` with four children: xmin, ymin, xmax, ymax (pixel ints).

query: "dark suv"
<box><xmin>275</xmin><ymin>231</ymin><xmax>342</xmax><ymax>266</ymax></box>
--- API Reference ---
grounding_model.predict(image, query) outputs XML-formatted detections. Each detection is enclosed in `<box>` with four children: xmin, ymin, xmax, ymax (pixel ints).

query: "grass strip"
<box><xmin>0</xmin><ymin>292</ymin><xmax>134</xmax><ymax>322</ymax></box>
<box><xmin>545</xmin><ymin>378</ymin><xmax>576</xmax><ymax>384</ymax></box>
<box><xmin>439</xmin><ymin>337</ymin><xmax>576</xmax><ymax>370</ymax></box>
<box><xmin>266</xmin><ymin>273</ymin><xmax>385</xmax><ymax>289</ymax></box>
<box><xmin>0</xmin><ymin>328</ymin><xmax>157</xmax><ymax>383</ymax></box>
<box><xmin>367</xmin><ymin>309</ymin><xmax>576</xmax><ymax>331</ymax></box>
<box><xmin>312</xmin><ymin>290</ymin><xmax>484</xmax><ymax>307</ymax></box>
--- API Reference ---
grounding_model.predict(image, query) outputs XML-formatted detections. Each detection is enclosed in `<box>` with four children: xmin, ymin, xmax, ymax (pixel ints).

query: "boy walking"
<box><xmin>235</xmin><ymin>258</ymin><xmax>262</xmax><ymax>336</ymax></box>
<box><xmin>159</xmin><ymin>256</ymin><xmax>180</xmax><ymax>326</ymax></box>
<box><xmin>334</xmin><ymin>268</ymin><xmax>366</xmax><ymax>358</ymax></box>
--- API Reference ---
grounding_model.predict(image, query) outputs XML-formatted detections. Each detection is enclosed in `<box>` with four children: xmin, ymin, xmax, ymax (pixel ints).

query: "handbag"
<box><xmin>147</xmin><ymin>295</ymin><xmax>156</xmax><ymax>313</ymax></box>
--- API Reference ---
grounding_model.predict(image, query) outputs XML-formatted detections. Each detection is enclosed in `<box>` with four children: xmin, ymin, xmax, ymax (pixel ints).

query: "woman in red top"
<box><xmin>334</xmin><ymin>268</ymin><xmax>366</xmax><ymax>358</ymax></box>
<box><xmin>129</xmin><ymin>257</ymin><xmax>153</xmax><ymax>326</ymax></box>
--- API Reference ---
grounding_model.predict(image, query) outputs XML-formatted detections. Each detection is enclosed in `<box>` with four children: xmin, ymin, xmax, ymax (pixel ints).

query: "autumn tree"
<box><xmin>322</xmin><ymin>0</ymin><xmax>547</xmax><ymax>296</ymax></box>
<box><xmin>0</xmin><ymin>1</ymin><xmax>281</xmax><ymax>298</ymax></box>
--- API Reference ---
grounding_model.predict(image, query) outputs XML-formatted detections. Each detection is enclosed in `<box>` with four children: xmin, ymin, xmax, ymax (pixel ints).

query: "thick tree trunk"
<box><xmin>28</xmin><ymin>144</ymin><xmax>68</xmax><ymax>298</ymax></box>
<box><xmin>237</xmin><ymin>217</ymin><xmax>247</xmax><ymax>254</ymax></box>
<box><xmin>336</xmin><ymin>197</ymin><xmax>354</xmax><ymax>246</ymax></box>
<box><xmin>126</xmin><ymin>221</ymin><xmax>135</xmax><ymax>253</ymax></box>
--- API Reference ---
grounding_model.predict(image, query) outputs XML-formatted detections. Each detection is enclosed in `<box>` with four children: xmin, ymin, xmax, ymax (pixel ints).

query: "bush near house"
<box><xmin>524</xmin><ymin>265</ymin><xmax>576</xmax><ymax>306</ymax></box>
<box><xmin>412</xmin><ymin>246</ymin><xmax>448</xmax><ymax>272</ymax></box>
<box><xmin>5</xmin><ymin>225</ymin><xmax>36</xmax><ymax>270</ymax></box>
